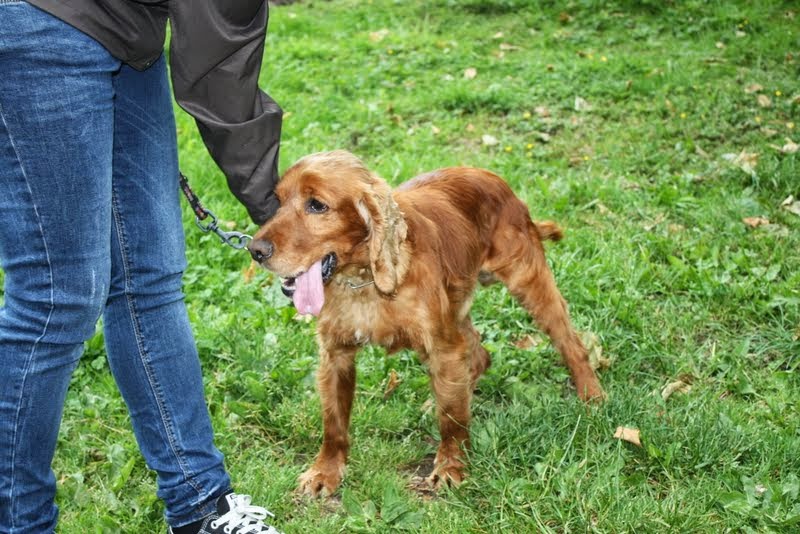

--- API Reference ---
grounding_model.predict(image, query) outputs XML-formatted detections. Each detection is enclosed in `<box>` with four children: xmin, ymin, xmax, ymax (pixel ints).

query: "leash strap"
<box><xmin>178</xmin><ymin>172</ymin><xmax>253</xmax><ymax>250</ymax></box>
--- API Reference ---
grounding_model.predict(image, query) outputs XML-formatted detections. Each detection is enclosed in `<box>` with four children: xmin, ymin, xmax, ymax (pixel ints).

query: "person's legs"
<box><xmin>0</xmin><ymin>4</ymin><xmax>231</xmax><ymax>531</ymax></box>
<box><xmin>103</xmin><ymin>55</ymin><xmax>231</xmax><ymax>527</ymax></box>
<box><xmin>0</xmin><ymin>3</ymin><xmax>120</xmax><ymax>531</ymax></box>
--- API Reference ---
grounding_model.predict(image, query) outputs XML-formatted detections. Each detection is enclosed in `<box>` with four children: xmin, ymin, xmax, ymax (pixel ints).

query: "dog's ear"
<box><xmin>357</xmin><ymin>179</ymin><xmax>408</xmax><ymax>295</ymax></box>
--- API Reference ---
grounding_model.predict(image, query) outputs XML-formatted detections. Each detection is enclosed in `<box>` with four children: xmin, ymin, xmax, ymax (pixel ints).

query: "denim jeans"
<box><xmin>0</xmin><ymin>3</ymin><xmax>231</xmax><ymax>532</ymax></box>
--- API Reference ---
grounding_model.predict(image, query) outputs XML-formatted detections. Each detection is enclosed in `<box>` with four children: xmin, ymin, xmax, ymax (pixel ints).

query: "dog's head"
<box><xmin>249</xmin><ymin>150</ymin><xmax>408</xmax><ymax>315</ymax></box>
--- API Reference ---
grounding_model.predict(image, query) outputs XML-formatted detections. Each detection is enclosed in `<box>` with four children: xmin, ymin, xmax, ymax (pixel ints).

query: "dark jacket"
<box><xmin>27</xmin><ymin>0</ymin><xmax>282</xmax><ymax>224</ymax></box>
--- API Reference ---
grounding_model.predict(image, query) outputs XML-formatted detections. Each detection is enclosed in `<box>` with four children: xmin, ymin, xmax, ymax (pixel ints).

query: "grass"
<box><xmin>14</xmin><ymin>0</ymin><xmax>800</xmax><ymax>532</ymax></box>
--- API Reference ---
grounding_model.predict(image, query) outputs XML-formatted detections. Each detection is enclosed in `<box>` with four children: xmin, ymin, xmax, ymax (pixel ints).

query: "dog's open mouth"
<box><xmin>280</xmin><ymin>253</ymin><xmax>337</xmax><ymax>316</ymax></box>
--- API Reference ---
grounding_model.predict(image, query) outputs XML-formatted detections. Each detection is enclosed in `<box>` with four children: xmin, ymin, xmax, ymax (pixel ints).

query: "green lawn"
<box><xmin>45</xmin><ymin>0</ymin><xmax>800</xmax><ymax>532</ymax></box>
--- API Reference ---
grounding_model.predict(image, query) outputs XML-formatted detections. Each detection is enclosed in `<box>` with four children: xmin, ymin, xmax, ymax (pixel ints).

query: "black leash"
<box><xmin>178</xmin><ymin>172</ymin><xmax>252</xmax><ymax>250</ymax></box>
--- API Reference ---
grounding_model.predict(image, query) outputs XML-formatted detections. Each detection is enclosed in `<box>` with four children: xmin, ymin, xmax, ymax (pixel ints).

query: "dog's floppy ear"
<box><xmin>357</xmin><ymin>178</ymin><xmax>408</xmax><ymax>295</ymax></box>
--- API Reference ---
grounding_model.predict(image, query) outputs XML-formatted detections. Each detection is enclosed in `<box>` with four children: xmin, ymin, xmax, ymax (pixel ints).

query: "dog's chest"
<box><xmin>320</xmin><ymin>287</ymin><xmax>414</xmax><ymax>351</ymax></box>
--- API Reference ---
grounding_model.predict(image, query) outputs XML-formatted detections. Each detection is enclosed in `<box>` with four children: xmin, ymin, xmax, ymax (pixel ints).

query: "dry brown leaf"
<box><xmin>744</xmin><ymin>83</ymin><xmax>763</xmax><ymax>94</ymax></box>
<box><xmin>513</xmin><ymin>333</ymin><xmax>544</xmax><ymax>350</ymax></box>
<box><xmin>580</xmin><ymin>331</ymin><xmax>611</xmax><ymax>371</ymax></box>
<box><xmin>534</xmin><ymin>105</ymin><xmax>551</xmax><ymax>117</ymax></box>
<box><xmin>369</xmin><ymin>29</ymin><xmax>390</xmax><ymax>42</ymax></box>
<box><xmin>743</xmin><ymin>216</ymin><xmax>770</xmax><ymax>228</ymax></box>
<box><xmin>481</xmin><ymin>134</ymin><xmax>499</xmax><ymax>146</ymax></box>
<box><xmin>465</xmin><ymin>123</ymin><xmax>475</xmax><ymax>132</ymax></box>
<box><xmin>781</xmin><ymin>195</ymin><xmax>800</xmax><ymax>216</ymax></box>
<box><xmin>722</xmin><ymin>150</ymin><xmax>759</xmax><ymax>177</ymax></box>
<box><xmin>463</xmin><ymin>67</ymin><xmax>477</xmax><ymax>80</ymax></box>
<box><xmin>770</xmin><ymin>138</ymin><xmax>799</xmax><ymax>154</ymax></box>
<box><xmin>242</xmin><ymin>260</ymin><xmax>258</xmax><ymax>283</ymax></box>
<box><xmin>383</xmin><ymin>369</ymin><xmax>401</xmax><ymax>400</ymax></box>
<box><xmin>574</xmin><ymin>96</ymin><xmax>591</xmax><ymax>111</ymax></box>
<box><xmin>642</xmin><ymin>212</ymin><xmax>666</xmax><ymax>231</ymax></box>
<box><xmin>757</xmin><ymin>94</ymin><xmax>772</xmax><ymax>107</ymax></box>
<box><xmin>613</xmin><ymin>426</ymin><xmax>641</xmax><ymax>447</ymax></box>
<box><xmin>661</xmin><ymin>379</ymin><xmax>692</xmax><ymax>401</ymax></box>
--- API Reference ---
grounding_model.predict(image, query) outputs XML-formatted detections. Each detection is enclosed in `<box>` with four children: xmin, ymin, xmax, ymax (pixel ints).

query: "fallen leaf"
<box><xmin>613</xmin><ymin>426</ymin><xmax>641</xmax><ymax>447</ymax></box>
<box><xmin>465</xmin><ymin>123</ymin><xmax>475</xmax><ymax>132</ymax></box>
<box><xmin>721</xmin><ymin>150</ymin><xmax>759</xmax><ymax>177</ymax></box>
<box><xmin>499</xmin><ymin>43</ymin><xmax>521</xmax><ymax>51</ymax></box>
<box><xmin>668</xmin><ymin>223</ymin><xmax>685</xmax><ymax>233</ymax></box>
<box><xmin>770</xmin><ymin>138</ymin><xmax>799</xmax><ymax>154</ymax></box>
<box><xmin>481</xmin><ymin>134</ymin><xmax>499</xmax><ymax>146</ymax></box>
<box><xmin>463</xmin><ymin>67</ymin><xmax>477</xmax><ymax>80</ymax></box>
<box><xmin>513</xmin><ymin>334</ymin><xmax>544</xmax><ymax>350</ymax></box>
<box><xmin>661</xmin><ymin>379</ymin><xmax>692</xmax><ymax>401</ymax></box>
<box><xmin>574</xmin><ymin>96</ymin><xmax>591</xmax><ymax>111</ymax></box>
<box><xmin>781</xmin><ymin>195</ymin><xmax>800</xmax><ymax>216</ymax></box>
<box><xmin>742</xmin><ymin>216</ymin><xmax>770</xmax><ymax>228</ymax></box>
<box><xmin>643</xmin><ymin>212</ymin><xmax>666</xmax><ymax>231</ymax></box>
<box><xmin>492</xmin><ymin>31</ymin><xmax>504</xmax><ymax>39</ymax></box>
<box><xmin>534</xmin><ymin>105</ymin><xmax>551</xmax><ymax>117</ymax></box>
<box><xmin>744</xmin><ymin>83</ymin><xmax>763</xmax><ymax>94</ymax></box>
<box><xmin>757</xmin><ymin>94</ymin><xmax>772</xmax><ymax>107</ymax></box>
<box><xmin>430</xmin><ymin>125</ymin><xmax>441</xmax><ymax>135</ymax></box>
<box><xmin>383</xmin><ymin>369</ymin><xmax>401</xmax><ymax>400</ymax></box>
<box><xmin>580</xmin><ymin>331</ymin><xmax>611</xmax><ymax>371</ymax></box>
<box><xmin>369</xmin><ymin>28</ymin><xmax>390</xmax><ymax>42</ymax></box>
<box><xmin>559</xmin><ymin>12</ymin><xmax>573</xmax><ymax>24</ymax></box>
<box><xmin>763</xmin><ymin>223</ymin><xmax>790</xmax><ymax>237</ymax></box>
<box><xmin>242</xmin><ymin>260</ymin><xmax>259</xmax><ymax>283</ymax></box>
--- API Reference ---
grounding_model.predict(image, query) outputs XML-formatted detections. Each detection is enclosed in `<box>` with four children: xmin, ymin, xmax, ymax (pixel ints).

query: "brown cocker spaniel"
<box><xmin>249</xmin><ymin>150</ymin><xmax>604</xmax><ymax>496</ymax></box>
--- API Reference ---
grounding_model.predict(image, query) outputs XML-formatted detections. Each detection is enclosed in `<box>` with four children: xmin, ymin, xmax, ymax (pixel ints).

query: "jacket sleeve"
<box><xmin>168</xmin><ymin>0</ymin><xmax>282</xmax><ymax>225</ymax></box>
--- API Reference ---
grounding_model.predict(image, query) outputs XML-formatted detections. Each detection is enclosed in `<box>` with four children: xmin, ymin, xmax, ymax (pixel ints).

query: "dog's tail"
<box><xmin>535</xmin><ymin>220</ymin><xmax>563</xmax><ymax>242</ymax></box>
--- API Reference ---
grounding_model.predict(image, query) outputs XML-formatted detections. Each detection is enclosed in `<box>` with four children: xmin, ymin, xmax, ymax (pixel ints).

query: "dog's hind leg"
<box><xmin>462</xmin><ymin>319</ymin><xmax>490</xmax><ymax>390</ymax></box>
<box><xmin>484</xmin><ymin>222</ymin><xmax>604</xmax><ymax>402</ymax></box>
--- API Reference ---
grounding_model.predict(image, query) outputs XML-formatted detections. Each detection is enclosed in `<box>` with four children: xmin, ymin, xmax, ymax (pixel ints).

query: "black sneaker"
<box><xmin>168</xmin><ymin>492</ymin><xmax>281</xmax><ymax>534</ymax></box>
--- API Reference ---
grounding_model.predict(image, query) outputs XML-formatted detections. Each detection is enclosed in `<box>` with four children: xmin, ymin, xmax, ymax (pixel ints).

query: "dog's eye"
<box><xmin>306</xmin><ymin>198</ymin><xmax>329</xmax><ymax>214</ymax></box>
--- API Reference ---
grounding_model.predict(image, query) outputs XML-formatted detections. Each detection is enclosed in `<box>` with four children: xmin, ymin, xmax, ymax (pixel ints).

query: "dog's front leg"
<box><xmin>298</xmin><ymin>344</ymin><xmax>356</xmax><ymax>497</ymax></box>
<box><xmin>427</xmin><ymin>339</ymin><xmax>472</xmax><ymax>489</ymax></box>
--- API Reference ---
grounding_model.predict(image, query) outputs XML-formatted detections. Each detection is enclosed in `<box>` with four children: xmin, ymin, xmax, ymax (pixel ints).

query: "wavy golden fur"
<box><xmin>250</xmin><ymin>150</ymin><xmax>604</xmax><ymax>496</ymax></box>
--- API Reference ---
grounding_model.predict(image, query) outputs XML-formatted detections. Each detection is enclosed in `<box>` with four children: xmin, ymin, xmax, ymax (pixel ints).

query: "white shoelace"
<box><xmin>209</xmin><ymin>494</ymin><xmax>280</xmax><ymax>534</ymax></box>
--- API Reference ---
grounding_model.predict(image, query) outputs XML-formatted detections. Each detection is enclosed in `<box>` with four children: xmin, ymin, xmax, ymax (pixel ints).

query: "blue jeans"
<box><xmin>0</xmin><ymin>3</ymin><xmax>231</xmax><ymax>532</ymax></box>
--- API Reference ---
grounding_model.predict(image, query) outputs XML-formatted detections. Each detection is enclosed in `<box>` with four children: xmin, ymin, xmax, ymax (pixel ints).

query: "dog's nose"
<box><xmin>248</xmin><ymin>239</ymin><xmax>274</xmax><ymax>263</ymax></box>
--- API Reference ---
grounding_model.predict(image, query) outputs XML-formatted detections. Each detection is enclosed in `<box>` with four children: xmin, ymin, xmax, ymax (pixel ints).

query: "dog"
<box><xmin>248</xmin><ymin>150</ymin><xmax>604</xmax><ymax>496</ymax></box>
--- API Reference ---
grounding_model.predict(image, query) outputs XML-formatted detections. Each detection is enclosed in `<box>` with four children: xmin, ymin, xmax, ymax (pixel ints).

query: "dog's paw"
<box><xmin>577</xmin><ymin>378</ymin><xmax>606</xmax><ymax>404</ymax></box>
<box><xmin>425</xmin><ymin>457</ymin><xmax>465</xmax><ymax>490</ymax></box>
<box><xmin>297</xmin><ymin>463</ymin><xmax>344</xmax><ymax>498</ymax></box>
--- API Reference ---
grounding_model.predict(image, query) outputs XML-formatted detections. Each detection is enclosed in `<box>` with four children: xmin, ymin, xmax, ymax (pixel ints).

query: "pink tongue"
<box><xmin>293</xmin><ymin>260</ymin><xmax>325</xmax><ymax>316</ymax></box>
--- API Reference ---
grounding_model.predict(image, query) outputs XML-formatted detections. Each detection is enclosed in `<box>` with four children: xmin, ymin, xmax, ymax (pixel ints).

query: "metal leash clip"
<box><xmin>194</xmin><ymin>210</ymin><xmax>253</xmax><ymax>250</ymax></box>
<box><xmin>179</xmin><ymin>172</ymin><xmax>253</xmax><ymax>251</ymax></box>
